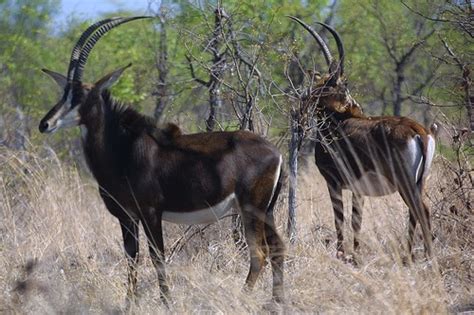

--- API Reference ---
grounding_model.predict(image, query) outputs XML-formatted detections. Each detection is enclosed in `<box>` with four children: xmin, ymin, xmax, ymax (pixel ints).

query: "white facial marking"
<box><xmin>80</xmin><ymin>125</ymin><xmax>88</xmax><ymax>142</ymax></box>
<box><xmin>66</xmin><ymin>90</ymin><xmax>72</xmax><ymax>105</ymax></box>
<box><xmin>56</xmin><ymin>105</ymin><xmax>80</xmax><ymax>129</ymax></box>
<box><xmin>46</xmin><ymin>91</ymin><xmax>76</xmax><ymax>133</ymax></box>
<box><xmin>162</xmin><ymin>193</ymin><xmax>236</xmax><ymax>225</ymax></box>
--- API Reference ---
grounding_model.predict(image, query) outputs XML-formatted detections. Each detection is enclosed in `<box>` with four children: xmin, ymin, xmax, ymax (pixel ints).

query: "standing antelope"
<box><xmin>289</xmin><ymin>17</ymin><xmax>435</xmax><ymax>261</ymax></box>
<box><xmin>39</xmin><ymin>16</ymin><xmax>285</xmax><ymax>303</ymax></box>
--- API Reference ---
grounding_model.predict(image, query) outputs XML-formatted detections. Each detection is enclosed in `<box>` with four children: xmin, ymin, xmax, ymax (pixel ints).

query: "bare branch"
<box><xmin>403</xmin><ymin>60</ymin><xmax>441</xmax><ymax>100</ymax></box>
<box><xmin>185</xmin><ymin>54</ymin><xmax>209</xmax><ymax>87</ymax></box>
<box><xmin>400</xmin><ymin>0</ymin><xmax>450</xmax><ymax>23</ymax></box>
<box><xmin>398</xmin><ymin>29</ymin><xmax>435</xmax><ymax>68</ymax></box>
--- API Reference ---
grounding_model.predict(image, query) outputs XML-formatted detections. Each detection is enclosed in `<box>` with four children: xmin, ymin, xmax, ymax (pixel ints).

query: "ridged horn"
<box><xmin>316</xmin><ymin>22</ymin><xmax>345</xmax><ymax>77</ymax></box>
<box><xmin>287</xmin><ymin>16</ymin><xmax>333</xmax><ymax>69</ymax></box>
<box><xmin>67</xmin><ymin>17</ymin><xmax>123</xmax><ymax>82</ymax></box>
<box><xmin>72</xmin><ymin>16</ymin><xmax>153</xmax><ymax>83</ymax></box>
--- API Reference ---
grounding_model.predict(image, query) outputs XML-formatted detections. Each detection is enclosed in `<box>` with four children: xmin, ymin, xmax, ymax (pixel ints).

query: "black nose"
<box><xmin>39</xmin><ymin>120</ymin><xmax>49</xmax><ymax>133</ymax></box>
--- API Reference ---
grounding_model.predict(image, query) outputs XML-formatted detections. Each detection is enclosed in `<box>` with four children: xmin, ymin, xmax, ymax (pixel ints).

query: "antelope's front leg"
<box><xmin>421</xmin><ymin>200</ymin><xmax>433</xmax><ymax>258</ymax></box>
<box><xmin>142</xmin><ymin>211</ymin><xmax>169</xmax><ymax>304</ymax></box>
<box><xmin>119</xmin><ymin>218</ymin><xmax>140</xmax><ymax>300</ymax></box>
<box><xmin>352</xmin><ymin>194</ymin><xmax>364</xmax><ymax>252</ymax></box>
<box><xmin>328</xmin><ymin>184</ymin><xmax>345</xmax><ymax>258</ymax></box>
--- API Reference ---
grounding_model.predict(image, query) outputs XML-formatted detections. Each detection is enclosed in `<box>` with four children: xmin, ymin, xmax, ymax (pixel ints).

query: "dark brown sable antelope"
<box><xmin>39</xmin><ymin>16</ymin><xmax>285</xmax><ymax>303</ymax></box>
<box><xmin>289</xmin><ymin>17</ymin><xmax>435</xmax><ymax>260</ymax></box>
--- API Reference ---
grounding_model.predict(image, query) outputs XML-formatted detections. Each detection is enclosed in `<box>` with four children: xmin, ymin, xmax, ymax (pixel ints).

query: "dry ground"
<box><xmin>0</xmin><ymin>147</ymin><xmax>472</xmax><ymax>314</ymax></box>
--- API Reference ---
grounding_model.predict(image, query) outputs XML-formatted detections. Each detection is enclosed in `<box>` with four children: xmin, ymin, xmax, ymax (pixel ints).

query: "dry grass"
<box><xmin>0</xmin><ymin>147</ymin><xmax>472</xmax><ymax>314</ymax></box>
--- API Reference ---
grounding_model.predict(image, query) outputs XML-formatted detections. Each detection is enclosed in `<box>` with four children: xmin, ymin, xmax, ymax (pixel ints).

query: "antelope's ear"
<box><xmin>41</xmin><ymin>69</ymin><xmax>67</xmax><ymax>89</ymax></box>
<box><xmin>95</xmin><ymin>63</ymin><xmax>132</xmax><ymax>91</ymax></box>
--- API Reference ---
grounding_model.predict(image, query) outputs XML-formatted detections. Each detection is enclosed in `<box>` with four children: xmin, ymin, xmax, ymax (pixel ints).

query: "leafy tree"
<box><xmin>337</xmin><ymin>0</ymin><xmax>441</xmax><ymax>117</ymax></box>
<box><xmin>0</xmin><ymin>0</ymin><xmax>60</xmax><ymax>149</ymax></box>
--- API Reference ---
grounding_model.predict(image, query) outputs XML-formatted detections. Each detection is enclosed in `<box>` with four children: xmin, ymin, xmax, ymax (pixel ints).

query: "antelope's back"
<box><xmin>128</xmin><ymin>129</ymin><xmax>281</xmax><ymax>212</ymax></box>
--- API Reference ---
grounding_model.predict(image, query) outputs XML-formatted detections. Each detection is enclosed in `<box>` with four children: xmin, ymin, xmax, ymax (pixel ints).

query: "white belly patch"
<box><xmin>348</xmin><ymin>172</ymin><xmax>397</xmax><ymax>197</ymax></box>
<box><xmin>162</xmin><ymin>193</ymin><xmax>236</xmax><ymax>225</ymax></box>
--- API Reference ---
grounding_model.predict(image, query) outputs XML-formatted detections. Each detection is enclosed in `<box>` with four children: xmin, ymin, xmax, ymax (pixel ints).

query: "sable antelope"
<box><xmin>39</xmin><ymin>16</ymin><xmax>285</xmax><ymax>303</ymax></box>
<box><xmin>289</xmin><ymin>17</ymin><xmax>435</xmax><ymax>260</ymax></box>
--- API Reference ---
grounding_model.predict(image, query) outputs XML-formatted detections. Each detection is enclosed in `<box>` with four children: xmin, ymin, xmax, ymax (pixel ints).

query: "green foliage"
<box><xmin>0</xmin><ymin>0</ymin><xmax>60</xmax><ymax>109</ymax></box>
<box><xmin>0</xmin><ymin>0</ymin><xmax>470</xmax><ymax>154</ymax></box>
<box><xmin>60</xmin><ymin>15</ymin><xmax>156</xmax><ymax>106</ymax></box>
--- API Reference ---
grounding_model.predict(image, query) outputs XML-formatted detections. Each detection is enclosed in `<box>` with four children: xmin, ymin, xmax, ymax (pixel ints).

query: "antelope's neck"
<box><xmin>81</xmin><ymin>116</ymin><xmax>121</xmax><ymax>184</ymax></box>
<box><xmin>315</xmin><ymin>108</ymin><xmax>357</xmax><ymax>144</ymax></box>
<box><xmin>81</xmin><ymin>112</ymin><xmax>105</xmax><ymax>150</ymax></box>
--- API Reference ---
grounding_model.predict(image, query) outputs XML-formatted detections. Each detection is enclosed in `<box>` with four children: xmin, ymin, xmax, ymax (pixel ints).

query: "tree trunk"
<box><xmin>154</xmin><ymin>12</ymin><xmax>169</xmax><ymax>122</ymax></box>
<box><xmin>239</xmin><ymin>95</ymin><xmax>254</xmax><ymax>131</ymax></box>
<box><xmin>206</xmin><ymin>8</ymin><xmax>226</xmax><ymax>131</ymax></box>
<box><xmin>393</xmin><ymin>68</ymin><xmax>404</xmax><ymax>116</ymax></box>
<box><xmin>287</xmin><ymin>109</ymin><xmax>299</xmax><ymax>242</ymax></box>
<box><xmin>461</xmin><ymin>66</ymin><xmax>473</xmax><ymax>132</ymax></box>
<box><xmin>13</xmin><ymin>104</ymin><xmax>27</xmax><ymax>152</ymax></box>
<box><xmin>206</xmin><ymin>84</ymin><xmax>219</xmax><ymax>131</ymax></box>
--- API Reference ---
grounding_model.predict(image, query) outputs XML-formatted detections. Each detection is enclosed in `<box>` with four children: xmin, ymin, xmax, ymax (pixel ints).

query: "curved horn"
<box><xmin>73</xmin><ymin>16</ymin><xmax>153</xmax><ymax>83</ymax></box>
<box><xmin>66</xmin><ymin>17</ymin><xmax>123</xmax><ymax>82</ymax></box>
<box><xmin>315</xmin><ymin>22</ymin><xmax>345</xmax><ymax>77</ymax></box>
<box><xmin>287</xmin><ymin>16</ymin><xmax>333</xmax><ymax>69</ymax></box>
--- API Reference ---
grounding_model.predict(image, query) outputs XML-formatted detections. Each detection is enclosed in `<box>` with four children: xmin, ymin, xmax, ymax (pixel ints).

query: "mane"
<box><xmin>101</xmin><ymin>90</ymin><xmax>181</xmax><ymax>146</ymax></box>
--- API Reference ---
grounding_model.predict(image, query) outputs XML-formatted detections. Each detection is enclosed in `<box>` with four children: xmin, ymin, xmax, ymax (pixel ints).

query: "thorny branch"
<box><xmin>441</xmin><ymin>38</ymin><xmax>473</xmax><ymax>133</ymax></box>
<box><xmin>401</xmin><ymin>0</ymin><xmax>473</xmax><ymax>38</ymax></box>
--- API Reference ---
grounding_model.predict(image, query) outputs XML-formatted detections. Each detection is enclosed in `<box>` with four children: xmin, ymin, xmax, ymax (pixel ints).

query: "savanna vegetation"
<box><xmin>0</xmin><ymin>0</ymin><xmax>472</xmax><ymax>313</ymax></box>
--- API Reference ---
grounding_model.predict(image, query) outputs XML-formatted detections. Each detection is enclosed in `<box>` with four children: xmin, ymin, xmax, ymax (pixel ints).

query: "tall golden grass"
<box><xmin>0</xmin><ymin>146</ymin><xmax>472</xmax><ymax>313</ymax></box>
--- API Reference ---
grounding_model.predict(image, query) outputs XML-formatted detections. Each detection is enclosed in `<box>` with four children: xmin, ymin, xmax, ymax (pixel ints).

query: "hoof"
<box><xmin>344</xmin><ymin>254</ymin><xmax>359</xmax><ymax>266</ymax></box>
<box><xmin>401</xmin><ymin>256</ymin><xmax>413</xmax><ymax>266</ymax></box>
<box><xmin>263</xmin><ymin>299</ymin><xmax>285</xmax><ymax>313</ymax></box>
<box><xmin>124</xmin><ymin>295</ymin><xmax>139</xmax><ymax>312</ymax></box>
<box><xmin>336</xmin><ymin>250</ymin><xmax>359</xmax><ymax>266</ymax></box>
<box><xmin>160</xmin><ymin>294</ymin><xmax>172</xmax><ymax>309</ymax></box>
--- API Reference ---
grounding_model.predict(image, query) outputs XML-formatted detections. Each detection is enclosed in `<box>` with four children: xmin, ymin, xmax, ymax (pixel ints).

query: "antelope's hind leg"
<box><xmin>240</xmin><ymin>172</ymin><xmax>285</xmax><ymax>302</ymax></box>
<box><xmin>240</xmin><ymin>203</ymin><xmax>285</xmax><ymax>303</ymax></box>
<box><xmin>399</xmin><ymin>182</ymin><xmax>433</xmax><ymax>261</ymax></box>
<box><xmin>264</xmin><ymin>210</ymin><xmax>285</xmax><ymax>303</ymax></box>
<box><xmin>263</xmin><ymin>176</ymin><xmax>285</xmax><ymax>303</ymax></box>
<box><xmin>240</xmin><ymin>206</ymin><xmax>267</xmax><ymax>291</ymax></box>
<box><xmin>421</xmin><ymin>200</ymin><xmax>433</xmax><ymax>258</ymax></box>
<box><xmin>407</xmin><ymin>209</ymin><xmax>417</xmax><ymax>262</ymax></box>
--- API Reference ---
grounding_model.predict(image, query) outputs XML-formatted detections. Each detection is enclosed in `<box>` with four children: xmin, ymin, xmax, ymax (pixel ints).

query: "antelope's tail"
<box><xmin>264</xmin><ymin>156</ymin><xmax>285</xmax><ymax>255</ymax></box>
